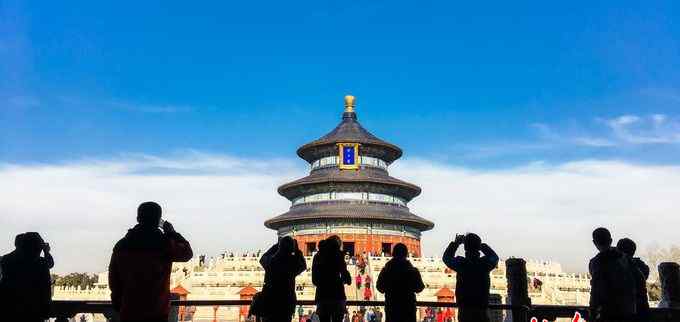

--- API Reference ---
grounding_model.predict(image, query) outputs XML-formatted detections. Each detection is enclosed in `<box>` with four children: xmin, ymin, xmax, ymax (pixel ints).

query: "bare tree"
<box><xmin>643</xmin><ymin>244</ymin><xmax>680</xmax><ymax>281</ymax></box>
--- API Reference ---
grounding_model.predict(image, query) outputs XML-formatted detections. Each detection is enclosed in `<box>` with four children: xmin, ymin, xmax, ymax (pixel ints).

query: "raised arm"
<box><xmin>260</xmin><ymin>243</ymin><xmax>278</xmax><ymax>269</ymax></box>
<box><xmin>480</xmin><ymin>243</ymin><xmax>499</xmax><ymax>270</ymax></box>
<box><xmin>43</xmin><ymin>243</ymin><xmax>54</xmax><ymax>269</ymax></box>
<box><xmin>167</xmin><ymin>232</ymin><xmax>193</xmax><ymax>262</ymax></box>
<box><xmin>43</xmin><ymin>252</ymin><xmax>54</xmax><ymax>269</ymax></box>
<box><xmin>442</xmin><ymin>241</ymin><xmax>464</xmax><ymax>271</ymax></box>
<box><xmin>163</xmin><ymin>222</ymin><xmax>193</xmax><ymax>262</ymax></box>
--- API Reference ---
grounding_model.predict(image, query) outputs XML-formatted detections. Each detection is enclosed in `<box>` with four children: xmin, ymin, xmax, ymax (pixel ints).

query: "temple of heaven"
<box><xmin>265</xmin><ymin>95</ymin><xmax>434</xmax><ymax>257</ymax></box>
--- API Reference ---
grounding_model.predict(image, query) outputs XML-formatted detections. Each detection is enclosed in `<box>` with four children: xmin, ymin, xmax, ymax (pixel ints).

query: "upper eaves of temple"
<box><xmin>296</xmin><ymin>95</ymin><xmax>403</xmax><ymax>164</ymax></box>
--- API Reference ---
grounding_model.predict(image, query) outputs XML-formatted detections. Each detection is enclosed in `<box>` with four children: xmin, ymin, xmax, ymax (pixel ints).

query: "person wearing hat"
<box><xmin>0</xmin><ymin>232</ymin><xmax>54</xmax><ymax>322</ymax></box>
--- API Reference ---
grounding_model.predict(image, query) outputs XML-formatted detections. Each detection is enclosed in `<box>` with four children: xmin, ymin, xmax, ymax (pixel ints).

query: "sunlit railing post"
<box><xmin>213</xmin><ymin>305</ymin><xmax>219</xmax><ymax>322</ymax></box>
<box><xmin>506</xmin><ymin>258</ymin><xmax>531</xmax><ymax>322</ymax></box>
<box><xmin>658</xmin><ymin>262</ymin><xmax>680</xmax><ymax>309</ymax></box>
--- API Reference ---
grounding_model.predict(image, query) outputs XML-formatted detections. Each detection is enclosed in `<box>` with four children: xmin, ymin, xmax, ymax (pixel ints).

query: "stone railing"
<box><xmin>49</xmin><ymin>259</ymin><xmax>680</xmax><ymax>322</ymax></box>
<box><xmin>50</xmin><ymin>299</ymin><xmax>528</xmax><ymax>322</ymax></box>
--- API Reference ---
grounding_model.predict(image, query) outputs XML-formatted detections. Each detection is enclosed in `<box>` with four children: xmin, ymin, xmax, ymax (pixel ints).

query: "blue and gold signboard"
<box><xmin>338</xmin><ymin>143</ymin><xmax>360</xmax><ymax>170</ymax></box>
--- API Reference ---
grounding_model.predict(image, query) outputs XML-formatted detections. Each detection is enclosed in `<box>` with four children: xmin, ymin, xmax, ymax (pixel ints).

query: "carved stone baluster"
<box><xmin>506</xmin><ymin>258</ymin><xmax>531</xmax><ymax>322</ymax></box>
<box><xmin>658</xmin><ymin>262</ymin><xmax>680</xmax><ymax>309</ymax></box>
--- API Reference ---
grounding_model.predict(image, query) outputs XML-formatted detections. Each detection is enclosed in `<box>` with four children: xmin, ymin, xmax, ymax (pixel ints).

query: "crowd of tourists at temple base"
<box><xmin>297</xmin><ymin>307</ymin><xmax>385</xmax><ymax>322</ymax></box>
<box><xmin>0</xmin><ymin>201</ymin><xmax>677</xmax><ymax>322</ymax></box>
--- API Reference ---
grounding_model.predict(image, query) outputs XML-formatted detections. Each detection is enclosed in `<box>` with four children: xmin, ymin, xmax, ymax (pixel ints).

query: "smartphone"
<box><xmin>158</xmin><ymin>218</ymin><xmax>165</xmax><ymax>229</ymax></box>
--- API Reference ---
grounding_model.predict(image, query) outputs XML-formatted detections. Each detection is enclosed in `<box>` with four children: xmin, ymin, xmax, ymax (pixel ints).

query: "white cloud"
<box><xmin>394</xmin><ymin>159</ymin><xmax>680</xmax><ymax>272</ymax></box>
<box><xmin>651</xmin><ymin>114</ymin><xmax>667</xmax><ymax>125</ymax></box>
<box><xmin>530</xmin><ymin>114</ymin><xmax>680</xmax><ymax>148</ymax></box>
<box><xmin>530</xmin><ymin>122</ymin><xmax>616</xmax><ymax>147</ymax></box>
<box><xmin>0</xmin><ymin>153</ymin><xmax>302</xmax><ymax>273</ymax></box>
<box><xmin>607</xmin><ymin>115</ymin><xmax>641</xmax><ymax>127</ymax></box>
<box><xmin>2</xmin><ymin>154</ymin><xmax>679</xmax><ymax>273</ymax></box>
<box><xmin>603</xmin><ymin>114</ymin><xmax>680</xmax><ymax>144</ymax></box>
<box><xmin>570</xmin><ymin>137</ymin><xmax>616</xmax><ymax>147</ymax></box>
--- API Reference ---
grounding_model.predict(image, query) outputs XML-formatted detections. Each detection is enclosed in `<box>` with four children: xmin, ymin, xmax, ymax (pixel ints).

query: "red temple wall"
<box><xmin>293</xmin><ymin>233</ymin><xmax>422</xmax><ymax>257</ymax></box>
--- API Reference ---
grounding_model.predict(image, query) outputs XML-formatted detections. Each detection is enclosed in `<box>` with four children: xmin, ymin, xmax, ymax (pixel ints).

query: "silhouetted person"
<box><xmin>108</xmin><ymin>201</ymin><xmax>193</xmax><ymax>322</ymax></box>
<box><xmin>376</xmin><ymin>243</ymin><xmax>425</xmax><ymax>322</ymax></box>
<box><xmin>588</xmin><ymin>228</ymin><xmax>636</xmax><ymax>322</ymax></box>
<box><xmin>259</xmin><ymin>236</ymin><xmax>307</xmax><ymax>322</ymax></box>
<box><xmin>313</xmin><ymin>236</ymin><xmax>352</xmax><ymax>322</ymax></box>
<box><xmin>442</xmin><ymin>233</ymin><xmax>498</xmax><ymax>322</ymax></box>
<box><xmin>0</xmin><ymin>232</ymin><xmax>53</xmax><ymax>322</ymax></box>
<box><xmin>617</xmin><ymin>237</ymin><xmax>650</xmax><ymax>322</ymax></box>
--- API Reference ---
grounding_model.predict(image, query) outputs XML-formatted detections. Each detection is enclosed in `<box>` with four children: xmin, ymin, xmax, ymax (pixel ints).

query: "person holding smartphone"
<box><xmin>442</xmin><ymin>233</ymin><xmax>499</xmax><ymax>322</ymax></box>
<box><xmin>258</xmin><ymin>236</ymin><xmax>307</xmax><ymax>322</ymax></box>
<box><xmin>108</xmin><ymin>201</ymin><xmax>193</xmax><ymax>322</ymax></box>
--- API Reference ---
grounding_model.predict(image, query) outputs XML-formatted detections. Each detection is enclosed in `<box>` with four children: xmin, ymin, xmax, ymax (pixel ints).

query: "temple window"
<box><xmin>292</xmin><ymin>191</ymin><xmax>406</xmax><ymax>206</ymax></box>
<box><xmin>310</xmin><ymin>155</ymin><xmax>388</xmax><ymax>170</ymax></box>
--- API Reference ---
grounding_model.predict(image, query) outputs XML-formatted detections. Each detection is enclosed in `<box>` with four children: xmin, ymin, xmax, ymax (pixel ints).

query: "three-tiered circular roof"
<box><xmin>296</xmin><ymin>110</ymin><xmax>403</xmax><ymax>164</ymax></box>
<box><xmin>265</xmin><ymin>95</ymin><xmax>434</xmax><ymax>231</ymax></box>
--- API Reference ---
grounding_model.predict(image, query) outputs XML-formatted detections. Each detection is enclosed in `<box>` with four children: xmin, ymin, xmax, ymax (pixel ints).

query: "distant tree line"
<box><xmin>51</xmin><ymin>273</ymin><xmax>98</xmax><ymax>290</ymax></box>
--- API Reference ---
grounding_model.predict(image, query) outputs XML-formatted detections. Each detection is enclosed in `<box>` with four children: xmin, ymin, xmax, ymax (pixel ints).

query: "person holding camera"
<box><xmin>258</xmin><ymin>236</ymin><xmax>307</xmax><ymax>322</ymax></box>
<box><xmin>442</xmin><ymin>233</ymin><xmax>498</xmax><ymax>322</ymax></box>
<box><xmin>0</xmin><ymin>232</ymin><xmax>53</xmax><ymax>322</ymax></box>
<box><xmin>108</xmin><ymin>201</ymin><xmax>193</xmax><ymax>322</ymax></box>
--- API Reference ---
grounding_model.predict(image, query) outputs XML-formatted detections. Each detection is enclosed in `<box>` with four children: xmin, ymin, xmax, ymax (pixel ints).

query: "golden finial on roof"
<box><xmin>344</xmin><ymin>95</ymin><xmax>355</xmax><ymax>113</ymax></box>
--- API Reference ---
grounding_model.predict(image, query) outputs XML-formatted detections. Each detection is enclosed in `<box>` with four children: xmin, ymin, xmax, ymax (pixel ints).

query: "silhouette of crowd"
<box><xmin>0</xmin><ymin>202</ymin><xmax>667</xmax><ymax>322</ymax></box>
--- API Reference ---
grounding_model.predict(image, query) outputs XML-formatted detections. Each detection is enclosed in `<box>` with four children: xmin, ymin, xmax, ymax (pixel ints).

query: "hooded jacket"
<box><xmin>108</xmin><ymin>225</ymin><xmax>192</xmax><ymax>321</ymax></box>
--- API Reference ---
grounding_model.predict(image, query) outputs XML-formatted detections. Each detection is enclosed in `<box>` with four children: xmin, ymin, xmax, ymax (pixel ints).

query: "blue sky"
<box><xmin>2</xmin><ymin>1</ymin><xmax>680</xmax><ymax>167</ymax></box>
<box><xmin>2</xmin><ymin>1</ymin><xmax>680</xmax><ymax>272</ymax></box>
